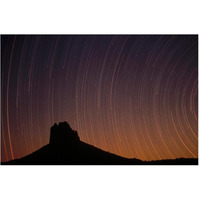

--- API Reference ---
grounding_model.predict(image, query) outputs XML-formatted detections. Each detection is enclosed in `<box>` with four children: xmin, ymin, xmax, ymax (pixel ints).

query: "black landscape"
<box><xmin>1</xmin><ymin>122</ymin><xmax>198</xmax><ymax>165</ymax></box>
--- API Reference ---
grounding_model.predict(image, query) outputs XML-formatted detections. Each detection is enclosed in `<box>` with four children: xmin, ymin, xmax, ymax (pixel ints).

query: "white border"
<box><xmin>0</xmin><ymin>1</ymin><xmax>199</xmax><ymax>200</ymax></box>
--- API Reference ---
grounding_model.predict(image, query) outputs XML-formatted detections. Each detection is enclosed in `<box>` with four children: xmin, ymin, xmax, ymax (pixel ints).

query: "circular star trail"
<box><xmin>1</xmin><ymin>35</ymin><xmax>198</xmax><ymax>162</ymax></box>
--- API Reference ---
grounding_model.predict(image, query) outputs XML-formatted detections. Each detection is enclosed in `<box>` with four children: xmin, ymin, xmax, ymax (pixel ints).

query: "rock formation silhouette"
<box><xmin>1</xmin><ymin>121</ymin><xmax>198</xmax><ymax>165</ymax></box>
<box><xmin>50</xmin><ymin>122</ymin><xmax>80</xmax><ymax>145</ymax></box>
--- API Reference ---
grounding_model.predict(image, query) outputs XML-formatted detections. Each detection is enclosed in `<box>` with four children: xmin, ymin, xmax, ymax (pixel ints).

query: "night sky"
<box><xmin>1</xmin><ymin>35</ymin><xmax>198</xmax><ymax>162</ymax></box>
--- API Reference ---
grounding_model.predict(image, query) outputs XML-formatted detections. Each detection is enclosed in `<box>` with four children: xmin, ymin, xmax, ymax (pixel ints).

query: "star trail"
<box><xmin>1</xmin><ymin>35</ymin><xmax>198</xmax><ymax>162</ymax></box>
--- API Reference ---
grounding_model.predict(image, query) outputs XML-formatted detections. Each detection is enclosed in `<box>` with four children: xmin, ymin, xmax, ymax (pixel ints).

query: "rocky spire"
<box><xmin>49</xmin><ymin>121</ymin><xmax>80</xmax><ymax>145</ymax></box>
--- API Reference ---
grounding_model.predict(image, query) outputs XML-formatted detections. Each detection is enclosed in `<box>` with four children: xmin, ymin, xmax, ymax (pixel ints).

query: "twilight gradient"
<box><xmin>1</xmin><ymin>35</ymin><xmax>198</xmax><ymax>162</ymax></box>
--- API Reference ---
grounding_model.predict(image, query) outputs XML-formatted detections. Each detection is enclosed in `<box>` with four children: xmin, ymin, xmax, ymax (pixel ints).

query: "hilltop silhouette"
<box><xmin>1</xmin><ymin>122</ymin><xmax>198</xmax><ymax>165</ymax></box>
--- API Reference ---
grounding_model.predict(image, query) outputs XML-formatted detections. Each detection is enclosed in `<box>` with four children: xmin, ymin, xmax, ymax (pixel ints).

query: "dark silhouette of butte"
<box><xmin>50</xmin><ymin>122</ymin><xmax>80</xmax><ymax>145</ymax></box>
<box><xmin>1</xmin><ymin>122</ymin><xmax>198</xmax><ymax>165</ymax></box>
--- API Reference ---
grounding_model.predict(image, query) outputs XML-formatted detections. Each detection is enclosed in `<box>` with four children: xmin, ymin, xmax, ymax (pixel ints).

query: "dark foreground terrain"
<box><xmin>1</xmin><ymin>122</ymin><xmax>198</xmax><ymax>165</ymax></box>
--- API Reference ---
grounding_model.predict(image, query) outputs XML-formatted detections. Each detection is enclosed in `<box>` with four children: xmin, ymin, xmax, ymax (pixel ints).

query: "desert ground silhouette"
<box><xmin>1</xmin><ymin>122</ymin><xmax>198</xmax><ymax>165</ymax></box>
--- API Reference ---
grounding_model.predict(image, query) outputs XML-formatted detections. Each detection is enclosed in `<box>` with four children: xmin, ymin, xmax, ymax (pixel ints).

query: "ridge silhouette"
<box><xmin>1</xmin><ymin>122</ymin><xmax>198</xmax><ymax>165</ymax></box>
